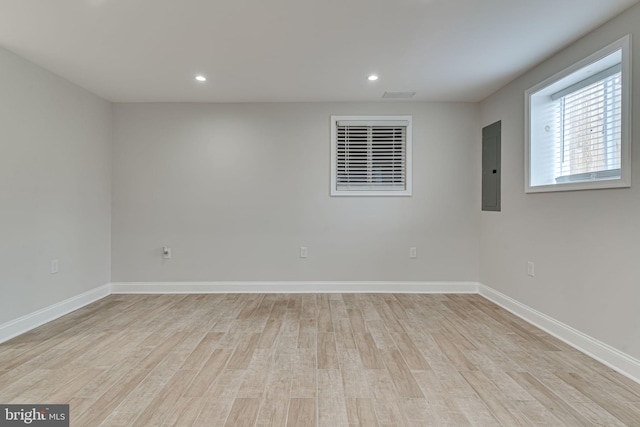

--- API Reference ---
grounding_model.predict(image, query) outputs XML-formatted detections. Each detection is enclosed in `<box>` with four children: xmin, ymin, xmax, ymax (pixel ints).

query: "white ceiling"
<box><xmin>0</xmin><ymin>0</ymin><xmax>638</xmax><ymax>103</ymax></box>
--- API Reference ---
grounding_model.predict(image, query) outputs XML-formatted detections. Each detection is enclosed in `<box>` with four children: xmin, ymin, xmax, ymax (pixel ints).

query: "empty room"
<box><xmin>2</xmin><ymin>0</ymin><xmax>640</xmax><ymax>425</ymax></box>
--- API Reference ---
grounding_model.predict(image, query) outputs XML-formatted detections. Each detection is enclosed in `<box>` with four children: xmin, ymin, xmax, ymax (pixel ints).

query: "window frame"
<box><xmin>524</xmin><ymin>34</ymin><xmax>632</xmax><ymax>193</ymax></box>
<box><xmin>330</xmin><ymin>115</ymin><xmax>413</xmax><ymax>197</ymax></box>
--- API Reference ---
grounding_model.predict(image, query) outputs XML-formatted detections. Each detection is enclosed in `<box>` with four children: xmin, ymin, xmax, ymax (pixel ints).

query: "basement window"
<box><xmin>330</xmin><ymin>115</ymin><xmax>412</xmax><ymax>196</ymax></box>
<box><xmin>525</xmin><ymin>35</ymin><xmax>631</xmax><ymax>193</ymax></box>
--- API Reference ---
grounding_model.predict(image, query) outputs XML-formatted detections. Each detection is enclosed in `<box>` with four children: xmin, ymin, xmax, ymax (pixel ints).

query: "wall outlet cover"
<box><xmin>51</xmin><ymin>259</ymin><xmax>59</xmax><ymax>274</ymax></box>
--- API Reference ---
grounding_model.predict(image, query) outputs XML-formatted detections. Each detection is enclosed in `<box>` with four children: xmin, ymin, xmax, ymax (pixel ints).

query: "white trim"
<box><xmin>478</xmin><ymin>283</ymin><xmax>640</xmax><ymax>385</ymax></box>
<box><xmin>0</xmin><ymin>284</ymin><xmax>110</xmax><ymax>344</ymax></box>
<box><xmin>110</xmin><ymin>281</ymin><xmax>478</xmax><ymax>294</ymax></box>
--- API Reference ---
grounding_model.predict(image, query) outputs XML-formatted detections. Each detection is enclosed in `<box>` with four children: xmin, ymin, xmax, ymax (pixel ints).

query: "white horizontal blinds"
<box><xmin>336</xmin><ymin>121</ymin><xmax>407</xmax><ymax>191</ymax></box>
<box><xmin>555</xmin><ymin>71</ymin><xmax>622</xmax><ymax>181</ymax></box>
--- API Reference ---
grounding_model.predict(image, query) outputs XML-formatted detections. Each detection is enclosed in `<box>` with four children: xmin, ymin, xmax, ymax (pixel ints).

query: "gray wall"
<box><xmin>479</xmin><ymin>4</ymin><xmax>640</xmax><ymax>360</ymax></box>
<box><xmin>112</xmin><ymin>102</ymin><xmax>480</xmax><ymax>282</ymax></box>
<box><xmin>0</xmin><ymin>47</ymin><xmax>112</xmax><ymax>325</ymax></box>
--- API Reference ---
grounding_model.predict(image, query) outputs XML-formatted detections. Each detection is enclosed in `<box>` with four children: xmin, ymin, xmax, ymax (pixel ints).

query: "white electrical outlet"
<box><xmin>409</xmin><ymin>247</ymin><xmax>417</xmax><ymax>258</ymax></box>
<box><xmin>300</xmin><ymin>246</ymin><xmax>308</xmax><ymax>258</ymax></box>
<box><xmin>527</xmin><ymin>261</ymin><xmax>535</xmax><ymax>277</ymax></box>
<box><xmin>163</xmin><ymin>246</ymin><xmax>172</xmax><ymax>259</ymax></box>
<box><xmin>51</xmin><ymin>259</ymin><xmax>59</xmax><ymax>274</ymax></box>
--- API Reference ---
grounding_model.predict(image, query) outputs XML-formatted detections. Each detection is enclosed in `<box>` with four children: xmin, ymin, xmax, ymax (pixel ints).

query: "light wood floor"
<box><xmin>1</xmin><ymin>294</ymin><xmax>640</xmax><ymax>426</ymax></box>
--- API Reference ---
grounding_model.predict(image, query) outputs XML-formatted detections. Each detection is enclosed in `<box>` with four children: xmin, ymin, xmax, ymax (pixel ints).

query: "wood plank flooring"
<box><xmin>1</xmin><ymin>293</ymin><xmax>640</xmax><ymax>426</ymax></box>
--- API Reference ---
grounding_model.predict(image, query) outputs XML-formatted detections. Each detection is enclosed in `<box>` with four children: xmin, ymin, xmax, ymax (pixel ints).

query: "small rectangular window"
<box><xmin>525</xmin><ymin>35</ymin><xmax>631</xmax><ymax>192</ymax></box>
<box><xmin>330</xmin><ymin>116</ymin><xmax>412</xmax><ymax>196</ymax></box>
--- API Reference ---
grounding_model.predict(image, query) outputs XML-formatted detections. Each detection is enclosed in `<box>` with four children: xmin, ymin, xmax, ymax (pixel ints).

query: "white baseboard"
<box><xmin>110</xmin><ymin>281</ymin><xmax>480</xmax><ymax>294</ymax></box>
<box><xmin>0</xmin><ymin>284</ymin><xmax>111</xmax><ymax>344</ymax></box>
<box><xmin>478</xmin><ymin>283</ymin><xmax>640</xmax><ymax>385</ymax></box>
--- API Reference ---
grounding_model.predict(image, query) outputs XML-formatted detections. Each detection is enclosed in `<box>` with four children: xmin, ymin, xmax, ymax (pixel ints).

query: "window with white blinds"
<box><xmin>525</xmin><ymin>35</ymin><xmax>631</xmax><ymax>193</ymax></box>
<box><xmin>330</xmin><ymin>116</ymin><xmax>412</xmax><ymax>196</ymax></box>
<box><xmin>554</xmin><ymin>67</ymin><xmax>621</xmax><ymax>182</ymax></box>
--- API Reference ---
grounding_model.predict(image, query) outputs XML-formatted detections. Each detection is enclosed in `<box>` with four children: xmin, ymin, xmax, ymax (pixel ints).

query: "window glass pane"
<box><xmin>556</xmin><ymin>72</ymin><xmax>621</xmax><ymax>180</ymax></box>
<box><xmin>336</xmin><ymin>125</ymin><xmax>406</xmax><ymax>189</ymax></box>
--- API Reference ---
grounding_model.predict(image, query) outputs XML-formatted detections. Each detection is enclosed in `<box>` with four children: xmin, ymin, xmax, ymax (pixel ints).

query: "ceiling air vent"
<box><xmin>382</xmin><ymin>91</ymin><xmax>416</xmax><ymax>99</ymax></box>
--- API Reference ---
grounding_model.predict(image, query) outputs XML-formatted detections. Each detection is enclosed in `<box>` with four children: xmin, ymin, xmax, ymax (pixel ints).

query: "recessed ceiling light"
<box><xmin>368</xmin><ymin>75</ymin><xmax>379</xmax><ymax>81</ymax></box>
<box><xmin>195</xmin><ymin>75</ymin><xmax>207</xmax><ymax>82</ymax></box>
